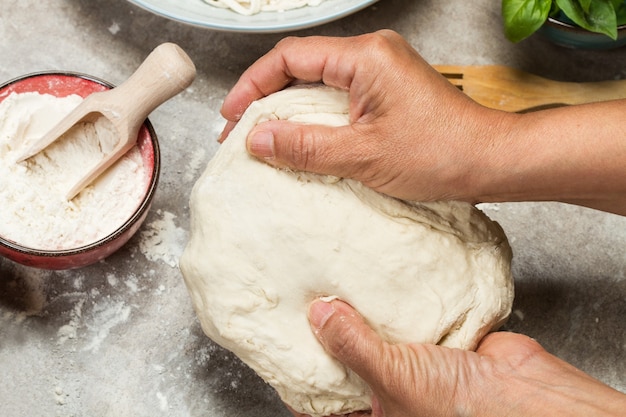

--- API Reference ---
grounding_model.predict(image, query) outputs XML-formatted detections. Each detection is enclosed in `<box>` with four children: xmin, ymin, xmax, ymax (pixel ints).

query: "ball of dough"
<box><xmin>180</xmin><ymin>85</ymin><xmax>513</xmax><ymax>417</ymax></box>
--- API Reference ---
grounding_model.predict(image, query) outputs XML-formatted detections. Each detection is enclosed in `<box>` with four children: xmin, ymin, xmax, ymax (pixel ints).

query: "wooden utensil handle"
<box><xmin>105</xmin><ymin>43</ymin><xmax>197</xmax><ymax>129</ymax></box>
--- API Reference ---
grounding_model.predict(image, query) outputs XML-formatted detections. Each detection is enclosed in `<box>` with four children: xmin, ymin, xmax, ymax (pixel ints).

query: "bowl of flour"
<box><xmin>0</xmin><ymin>71</ymin><xmax>160</xmax><ymax>269</ymax></box>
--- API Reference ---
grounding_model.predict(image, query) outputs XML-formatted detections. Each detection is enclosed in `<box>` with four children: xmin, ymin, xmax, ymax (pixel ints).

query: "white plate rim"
<box><xmin>126</xmin><ymin>0</ymin><xmax>379</xmax><ymax>33</ymax></box>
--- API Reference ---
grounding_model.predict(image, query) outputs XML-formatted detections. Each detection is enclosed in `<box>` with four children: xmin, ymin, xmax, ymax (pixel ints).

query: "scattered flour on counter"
<box><xmin>155</xmin><ymin>284</ymin><xmax>166</xmax><ymax>296</ymax></box>
<box><xmin>55</xmin><ymin>272</ymin><xmax>139</xmax><ymax>347</ymax></box>
<box><xmin>183</xmin><ymin>147</ymin><xmax>207</xmax><ymax>182</ymax></box>
<box><xmin>57</xmin><ymin>298</ymin><xmax>86</xmax><ymax>345</ymax></box>
<box><xmin>54</xmin><ymin>386</ymin><xmax>67</xmax><ymax>405</ymax></box>
<box><xmin>138</xmin><ymin>210</ymin><xmax>187</xmax><ymax>268</ymax></box>
<box><xmin>124</xmin><ymin>274</ymin><xmax>140</xmax><ymax>293</ymax></box>
<box><xmin>0</xmin><ymin>91</ymin><xmax>147</xmax><ymax>250</ymax></box>
<box><xmin>73</xmin><ymin>276</ymin><xmax>84</xmax><ymax>290</ymax></box>
<box><xmin>156</xmin><ymin>391</ymin><xmax>168</xmax><ymax>411</ymax></box>
<box><xmin>82</xmin><ymin>299</ymin><xmax>131</xmax><ymax>353</ymax></box>
<box><xmin>108</xmin><ymin>21</ymin><xmax>121</xmax><ymax>35</ymax></box>
<box><xmin>106</xmin><ymin>273</ymin><xmax>119</xmax><ymax>287</ymax></box>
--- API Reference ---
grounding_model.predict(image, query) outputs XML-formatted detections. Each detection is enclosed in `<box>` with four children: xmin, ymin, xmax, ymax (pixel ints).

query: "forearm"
<box><xmin>481</xmin><ymin>379</ymin><xmax>626</xmax><ymax>417</ymax></box>
<box><xmin>466</xmin><ymin>335</ymin><xmax>626</xmax><ymax>417</ymax></box>
<box><xmin>486</xmin><ymin>359</ymin><xmax>626</xmax><ymax>417</ymax></box>
<box><xmin>471</xmin><ymin>99</ymin><xmax>626</xmax><ymax>215</ymax></box>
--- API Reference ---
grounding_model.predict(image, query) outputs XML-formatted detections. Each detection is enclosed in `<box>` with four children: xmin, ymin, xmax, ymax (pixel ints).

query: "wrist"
<box><xmin>466</xmin><ymin>336</ymin><xmax>626</xmax><ymax>417</ymax></box>
<box><xmin>466</xmin><ymin>102</ymin><xmax>626</xmax><ymax>213</ymax></box>
<box><xmin>453</xmin><ymin>107</ymin><xmax>521</xmax><ymax>204</ymax></box>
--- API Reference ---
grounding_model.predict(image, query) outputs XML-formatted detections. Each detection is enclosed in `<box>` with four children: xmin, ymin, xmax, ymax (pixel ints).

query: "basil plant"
<box><xmin>502</xmin><ymin>0</ymin><xmax>626</xmax><ymax>42</ymax></box>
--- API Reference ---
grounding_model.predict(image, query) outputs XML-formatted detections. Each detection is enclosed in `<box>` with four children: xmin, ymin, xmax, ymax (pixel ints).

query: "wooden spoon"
<box><xmin>16</xmin><ymin>42</ymin><xmax>196</xmax><ymax>200</ymax></box>
<box><xmin>434</xmin><ymin>64</ymin><xmax>626</xmax><ymax>112</ymax></box>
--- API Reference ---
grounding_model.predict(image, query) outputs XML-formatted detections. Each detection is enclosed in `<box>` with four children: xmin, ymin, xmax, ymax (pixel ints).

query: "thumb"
<box><xmin>246</xmin><ymin>120</ymin><xmax>361</xmax><ymax>177</ymax></box>
<box><xmin>308</xmin><ymin>298</ymin><xmax>387</xmax><ymax>387</ymax></box>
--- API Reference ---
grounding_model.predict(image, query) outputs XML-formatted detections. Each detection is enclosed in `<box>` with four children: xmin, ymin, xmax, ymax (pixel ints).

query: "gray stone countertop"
<box><xmin>1</xmin><ymin>1</ymin><xmax>624</xmax><ymax>416</ymax></box>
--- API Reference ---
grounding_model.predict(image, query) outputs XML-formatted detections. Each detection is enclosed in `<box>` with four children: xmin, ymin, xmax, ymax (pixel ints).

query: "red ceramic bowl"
<box><xmin>0</xmin><ymin>71</ymin><xmax>160</xmax><ymax>270</ymax></box>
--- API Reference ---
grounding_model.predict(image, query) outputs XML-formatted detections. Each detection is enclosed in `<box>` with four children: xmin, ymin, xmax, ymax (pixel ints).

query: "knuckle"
<box><xmin>363</xmin><ymin>29</ymin><xmax>413</xmax><ymax>66</ymax></box>
<box><xmin>326</xmin><ymin>320</ymin><xmax>362</xmax><ymax>359</ymax></box>
<box><xmin>366</xmin><ymin>30</ymin><xmax>398</xmax><ymax>54</ymax></box>
<box><xmin>287</xmin><ymin>129</ymin><xmax>317</xmax><ymax>170</ymax></box>
<box><xmin>274</xmin><ymin>35</ymin><xmax>300</xmax><ymax>51</ymax></box>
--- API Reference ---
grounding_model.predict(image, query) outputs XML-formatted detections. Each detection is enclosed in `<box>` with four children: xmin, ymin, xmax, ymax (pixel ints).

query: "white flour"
<box><xmin>82</xmin><ymin>299</ymin><xmax>132</xmax><ymax>353</ymax></box>
<box><xmin>0</xmin><ymin>91</ymin><xmax>147</xmax><ymax>250</ymax></box>
<box><xmin>138</xmin><ymin>210</ymin><xmax>187</xmax><ymax>268</ymax></box>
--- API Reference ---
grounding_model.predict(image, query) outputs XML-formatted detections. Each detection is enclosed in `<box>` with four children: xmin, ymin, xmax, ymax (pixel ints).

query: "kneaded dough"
<box><xmin>180</xmin><ymin>85</ymin><xmax>514</xmax><ymax>417</ymax></box>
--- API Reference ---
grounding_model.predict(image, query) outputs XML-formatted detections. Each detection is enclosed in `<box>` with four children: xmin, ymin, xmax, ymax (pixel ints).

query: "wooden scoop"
<box><xmin>16</xmin><ymin>42</ymin><xmax>196</xmax><ymax>200</ymax></box>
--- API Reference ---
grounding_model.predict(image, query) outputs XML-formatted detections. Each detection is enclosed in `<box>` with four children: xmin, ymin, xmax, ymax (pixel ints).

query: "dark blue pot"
<box><xmin>538</xmin><ymin>16</ymin><xmax>626</xmax><ymax>49</ymax></box>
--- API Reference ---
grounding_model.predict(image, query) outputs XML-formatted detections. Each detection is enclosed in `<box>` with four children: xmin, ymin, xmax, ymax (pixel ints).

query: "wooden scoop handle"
<box><xmin>64</xmin><ymin>43</ymin><xmax>196</xmax><ymax>199</ymax></box>
<box><xmin>89</xmin><ymin>42</ymin><xmax>196</xmax><ymax>140</ymax></box>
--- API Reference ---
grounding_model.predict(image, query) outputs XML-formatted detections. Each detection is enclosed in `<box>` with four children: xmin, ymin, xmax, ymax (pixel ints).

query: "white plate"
<box><xmin>126</xmin><ymin>0</ymin><xmax>379</xmax><ymax>33</ymax></box>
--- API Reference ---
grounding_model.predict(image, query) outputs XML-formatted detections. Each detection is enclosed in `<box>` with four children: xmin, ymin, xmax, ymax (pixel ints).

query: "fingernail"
<box><xmin>248</xmin><ymin>129</ymin><xmax>275</xmax><ymax>159</ymax></box>
<box><xmin>309</xmin><ymin>298</ymin><xmax>336</xmax><ymax>329</ymax></box>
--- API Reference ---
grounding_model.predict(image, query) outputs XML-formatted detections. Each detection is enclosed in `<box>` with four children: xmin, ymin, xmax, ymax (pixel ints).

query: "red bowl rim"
<box><xmin>0</xmin><ymin>71</ymin><xmax>161</xmax><ymax>258</ymax></box>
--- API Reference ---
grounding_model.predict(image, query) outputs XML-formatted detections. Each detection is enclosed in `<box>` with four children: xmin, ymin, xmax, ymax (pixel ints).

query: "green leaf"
<box><xmin>616</xmin><ymin>1</ymin><xmax>626</xmax><ymax>25</ymax></box>
<box><xmin>549</xmin><ymin>3</ymin><xmax>562</xmax><ymax>17</ymax></box>
<box><xmin>610</xmin><ymin>0</ymin><xmax>624</xmax><ymax>10</ymax></box>
<box><xmin>502</xmin><ymin>0</ymin><xmax>553</xmax><ymax>42</ymax></box>
<box><xmin>556</xmin><ymin>0</ymin><xmax>618</xmax><ymax>39</ymax></box>
<box><xmin>580</xmin><ymin>0</ymin><xmax>593</xmax><ymax>13</ymax></box>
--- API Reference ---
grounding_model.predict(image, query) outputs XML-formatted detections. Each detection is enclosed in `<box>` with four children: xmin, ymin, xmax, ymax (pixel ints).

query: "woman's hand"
<box><xmin>220</xmin><ymin>30</ymin><xmax>511</xmax><ymax>203</ymax></box>
<box><xmin>291</xmin><ymin>298</ymin><xmax>626</xmax><ymax>417</ymax></box>
<box><xmin>220</xmin><ymin>30</ymin><xmax>626</xmax><ymax>215</ymax></box>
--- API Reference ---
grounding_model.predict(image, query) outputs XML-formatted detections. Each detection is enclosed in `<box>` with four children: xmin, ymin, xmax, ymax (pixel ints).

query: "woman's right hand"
<box><xmin>221</xmin><ymin>30</ymin><xmax>626</xmax><ymax>214</ymax></box>
<box><xmin>220</xmin><ymin>30</ymin><xmax>513</xmax><ymax>203</ymax></box>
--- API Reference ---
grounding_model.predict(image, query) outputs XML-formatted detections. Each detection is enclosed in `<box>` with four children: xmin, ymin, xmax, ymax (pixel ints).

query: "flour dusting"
<box><xmin>184</xmin><ymin>147</ymin><xmax>207</xmax><ymax>182</ymax></box>
<box><xmin>138</xmin><ymin>210</ymin><xmax>187</xmax><ymax>268</ymax></box>
<box><xmin>57</xmin><ymin>298</ymin><xmax>86</xmax><ymax>345</ymax></box>
<box><xmin>82</xmin><ymin>300</ymin><xmax>131</xmax><ymax>352</ymax></box>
